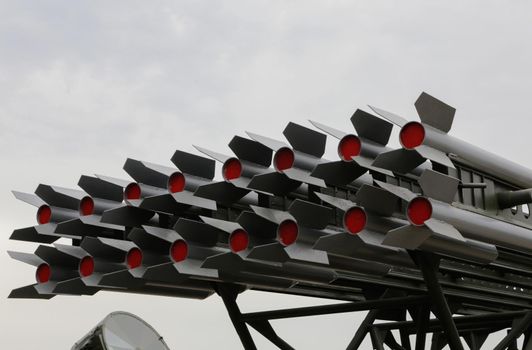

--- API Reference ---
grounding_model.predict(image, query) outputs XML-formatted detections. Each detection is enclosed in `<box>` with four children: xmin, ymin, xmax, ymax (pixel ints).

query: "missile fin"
<box><xmin>355</xmin><ymin>185</ymin><xmax>398</xmax><ymax>217</ymax></box>
<box><xmin>171</xmin><ymin>150</ymin><xmax>215</xmax><ymax>180</ymax></box>
<box><xmin>372</xmin><ymin>148</ymin><xmax>426</xmax><ymax>174</ymax></box>
<box><xmin>283</xmin><ymin>122</ymin><xmax>327</xmax><ymax>158</ymax></box>
<box><xmin>229</xmin><ymin>136</ymin><xmax>273</xmax><ymax>167</ymax></box>
<box><xmin>311</xmin><ymin>161</ymin><xmax>367</xmax><ymax>186</ymax></box>
<box><xmin>193</xmin><ymin>145</ymin><xmax>231</xmax><ymax>163</ymax></box>
<box><xmin>415</xmin><ymin>92</ymin><xmax>456</xmax><ymax>133</ymax></box>
<box><xmin>368</xmin><ymin>105</ymin><xmax>409</xmax><ymax>127</ymax></box>
<box><xmin>288</xmin><ymin>199</ymin><xmax>332</xmax><ymax>230</ymax></box>
<box><xmin>351</xmin><ymin>109</ymin><xmax>393</xmax><ymax>145</ymax></box>
<box><xmin>308</xmin><ymin>120</ymin><xmax>346</xmax><ymax>140</ymax></box>
<box><xmin>418</xmin><ymin>170</ymin><xmax>459</xmax><ymax>203</ymax></box>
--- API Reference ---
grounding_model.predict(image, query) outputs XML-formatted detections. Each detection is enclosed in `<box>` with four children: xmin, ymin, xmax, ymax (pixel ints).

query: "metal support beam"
<box><xmin>400</xmin><ymin>330</ymin><xmax>412</xmax><ymax>350</ymax></box>
<box><xmin>247</xmin><ymin>320</ymin><xmax>294</xmax><ymax>350</ymax></box>
<box><xmin>415</xmin><ymin>306</ymin><xmax>430</xmax><ymax>350</ymax></box>
<box><xmin>493</xmin><ymin>312</ymin><xmax>532</xmax><ymax>350</ymax></box>
<box><xmin>415</xmin><ymin>253</ymin><xmax>464</xmax><ymax>350</ymax></box>
<box><xmin>346</xmin><ymin>309</ymin><xmax>380</xmax><ymax>350</ymax></box>
<box><xmin>369</xmin><ymin>328</ymin><xmax>386</xmax><ymax>350</ymax></box>
<box><xmin>242</xmin><ymin>295</ymin><xmax>427</xmax><ymax>321</ymax></box>
<box><xmin>384</xmin><ymin>332</ymin><xmax>406</xmax><ymax>350</ymax></box>
<box><xmin>217</xmin><ymin>284</ymin><xmax>257</xmax><ymax>350</ymax></box>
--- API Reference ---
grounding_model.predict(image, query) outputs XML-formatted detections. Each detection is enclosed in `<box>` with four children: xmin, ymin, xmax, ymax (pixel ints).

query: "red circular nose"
<box><xmin>124</xmin><ymin>183</ymin><xmax>141</xmax><ymax>200</ymax></box>
<box><xmin>338</xmin><ymin>135</ymin><xmax>361</xmax><ymax>161</ymax></box>
<box><xmin>168</xmin><ymin>172</ymin><xmax>186</xmax><ymax>193</ymax></box>
<box><xmin>36</xmin><ymin>263</ymin><xmax>51</xmax><ymax>284</ymax></box>
<box><xmin>37</xmin><ymin>205</ymin><xmax>52</xmax><ymax>224</ymax></box>
<box><xmin>407</xmin><ymin>197</ymin><xmax>432</xmax><ymax>226</ymax></box>
<box><xmin>274</xmin><ymin>147</ymin><xmax>295</xmax><ymax>171</ymax></box>
<box><xmin>79</xmin><ymin>256</ymin><xmax>95</xmax><ymax>277</ymax></box>
<box><xmin>278</xmin><ymin>220</ymin><xmax>298</xmax><ymax>246</ymax></box>
<box><xmin>343</xmin><ymin>207</ymin><xmax>367</xmax><ymax>234</ymax></box>
<box><xmin>79</xmin><ymin>196</ymin><xmax>94</xmax><ymax>216</ymax></box>
<box><xmin>126</xmin><ymin>248</ymin><xmax>143</xmax><ymax>269</ymax></box>
<box><xmin>170</xmin><ymin>240</ymin><xmax>188</xmax><ymax>262</ymax></box>
<box><xmin>400</xmin><ymin>122</ymin><xmax>425</xmax><ymax>149</ymax></box>
<box><xmin>222</xmin><ymin>158</ymin><xmax>243</xmax><ymax>181</ymax></box>
<box><xmin>229</xmin><ymin>229</ymin><xmax>249</xmax><ymax>252</ymax></box>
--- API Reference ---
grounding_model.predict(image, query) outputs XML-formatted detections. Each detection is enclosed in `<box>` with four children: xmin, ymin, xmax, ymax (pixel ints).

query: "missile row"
<box><xmin>8</xmin><ymin>92</ymin><xmax>532</xmax><ymax>314</ymax></box>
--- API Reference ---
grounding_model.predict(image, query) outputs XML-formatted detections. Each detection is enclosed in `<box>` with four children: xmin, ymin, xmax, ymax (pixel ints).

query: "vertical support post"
<box><xmin>415</xmin><ymin>253</ymin><xmax>464</xmax><ymax>350</ymax></box>
<box><xmin>217</xmin><ymin>284</ymin><xmax>257</xmax><ymax>350</ymax></box>
<box><xmin>400</xmin><ymin>329</ymin><xmax>412</xmax><ymax>350</ymax></box>
<box><xmin>414</xmin><ymin>305</ymin><xmax>430</xmax><ymax>350</ymax></box>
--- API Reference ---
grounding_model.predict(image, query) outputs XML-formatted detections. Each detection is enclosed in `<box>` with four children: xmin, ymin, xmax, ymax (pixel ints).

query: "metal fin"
<box><xmin>193</xmin><ymin>145</ymin><xmax>231</xmax><ymax>164</ymax></box>
<box><xmin>415</xmin><ymin>145</ymin><xmax>455</xmax><ymax>169</ymax></box>
<box><xmin>10</xmin><ymin>224</ymin><xmax>60</xmax><ymax>244</ymax></box>
<box><xmin>374</xmin><ymin>180</ymin><xmax>418</xmax><ymax>202</ymax></box>
<box><xmin>9</xmin><ymin>284</ymin><xmax>55</xmax><ymax>299</ymax></box>
<box><xmin>418</xmin><ymin>170</ymin><xmax>459</xmax><ymax>204</ymax></box>
<box><xmin>173</xmin><ymin>218</ymin><xmax>220</xmax><ymax>247</ymax></box>
<box><xmin>247</xmin><ymin>242</ymin><xmax>290</xmax><ymax>263</ymax></box>
<box><xmin>372</xmin><ymin>149</ymin><xmax>426</xmax><ymax>174</ymax></box>
<box><xmin>383</xmin><ymin>225</ymin><xmax>431</xmax><ymax>249</ymax></box>
<box><xmin>101</xmin><ymin>205</ymin><xmax>155</xmax><ymax>226</ymax></box>
<box><xmin>170</xmin><ymin>150</ymin><xmax>215</xmax><ymax>180</ymax></box>
<box><xmin>78</xmin><ymin>175</ymin><xmax>124</xmax><ymax>202</ymax></box>
<box><xmin>123</xmin><ymin>158</ymin><xmax>173</xmax><ymax>188</ymax></box>
<box><xmin>283</xmin><ymin>168</ymin><xmax>326</xmax><ymax>188</ymax></box>
<box><xmin>250</xmin><ymin>205</ymin><xmax>295</xmax><ymax>225</ymax></box>
<box><xmin>314</xmin><ymin>192</ymin><xmax>354</xmax><ymax>212</ymax></box>
<box><xmin>229</xmin><ymin>136</ymin><xmax>272</xmax><ymax>167</ymax></box>
<box><xmin>193</xmin><ymin>181</ymin><xmax>250</xmax><ymax>205</ymax></box>
<box><xmin>351</xmin><ymin>109</ymin><xmax>393</xmax><ymax>145</ymax></box>
<box><xmin>308</xmin><ymin>120</ymin><xmax>346</xmax><ymax>140</ymax></box>
<box><xmin>283</xmin><ymin>122</ymin><xmax>326</xmax><ymax>158</ymax></box>
<box><xmin>246</xmin><ymin>131</ymin><xmax>288</xmax><ymax>151</ymax></box>
<box><xmin>355</xmin><ymin>185</ymin><xmax>398</xmax><ymax>217</ymax></box>
<box><xmin>8</xmin><ymin>251</ymin><xmax>46</xmax><ymax>266</ymax></box>
<box><xmin>12</xmin><ymin>191</ymin><xmax>46</xmax><ymax>207</ymax></box>
<box><xmin>368</xmin><ymin>106</ymin><xmax>409</xmax><ymax>127</ymax></box>
<box><xmin>414</xmin><ymin>92</ymin><xmax>456</xmax><ymax>133</ymax></box>
<box><xmin>310</xmin><ymin>161</ymin><xmax>367</xmax><ymax>187</ymax></box>
<box><xmin>35</xmin><ymin>184</ymin><xmax>85</xmax><ymax>209</ymax></box>
<box><xmin>247</xmin><ymin>172</ymin><xmax>301</xmax><ymax>196</ymax></box>
<box><xmin>424</xmin><ymin>218</ymin><xmax>465</xmax><ymax>241</ymax></box>
<box><xmin>288</xmin><ymin>199</ymin><xmax>332</xmax><ymax>230</ymax></box>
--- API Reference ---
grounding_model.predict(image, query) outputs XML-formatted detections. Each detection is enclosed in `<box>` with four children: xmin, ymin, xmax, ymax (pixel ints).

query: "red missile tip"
<box><xmin>338</xmin><ymin>135</ymin><xmax>361</xmax><ymax>161</ymax></box>
<box><xmin>170</xmin><ymin>240</ymin><xmax>188</xmax><ymax>262</ymax></box>
<box><xmin>36</xmin><ymin>263</ymin><xmax>51</xmax><ymax>284</ymax></box>
<box><xmin>124</xmin><ymin>183</ymin><xmax>141</xmax><ymax>200</ymax></box>
<box><xmin>222</xmin><ymin>158</ymin><xmax>243</xmax><ymax>181</ymax></box>
<box><xmin>274</xmin><ymin>147</ymin><xmax>295</xmax><ymax>172</ymax></box>
<box><xmin>126</xmin><ymin>248</ymin><xmax>143</xmax><ymax>269</ymax></box>
<box><xmin>400</xmin><ymin>121</ymin><xmax>425</xmax><ymax>149</ymax></box>
<box><xmin>343</xmin><ymin>207</ymin><xmax>367</xmax><ymax>234</ymax></box>
<box><xmin>407</xmin><ymin>197</ymin><xmax>432</xmax><ymax>226</ymax></box>
<box><xmin>229</xmin><ymin>229</ymin><xmax>249</xmax><ymax>252</ymax></box>
<box><xmin>79</xmin><ymin>256</ymin><xmax>95</xmax><ymax>277</ymax></box>
<box><xmin>168</xmin><ymin>172</ymin><xmax>186</xmax><ymax>193</ymax></box>
<box><xmin>278</xmin><ymin>220</ymin><xmax>298</xmax><ymax>246</ymax></box>
<box><xmin>36</xmin><ymin>205</ymin><xmax>52</xmax><ymax>224</ymax></box>
<box><xmin>79</xmin><ymin>196</ymin><xmax>94</xmax><ymax>216</ymax></box>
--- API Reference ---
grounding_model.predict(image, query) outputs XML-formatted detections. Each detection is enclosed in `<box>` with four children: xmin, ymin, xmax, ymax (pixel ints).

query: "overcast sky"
<box><xmin>2</xmin><ymin>1</ymin><xmax>532</xmax><ymax>348</ymax></box>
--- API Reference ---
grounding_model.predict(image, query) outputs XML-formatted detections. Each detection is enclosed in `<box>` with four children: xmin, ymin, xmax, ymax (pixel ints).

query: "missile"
<box><xmin>371</xmin><ymin>92</ymin><xmax>532</xmax><ymax>188</ymax></box>
<box><xmin>246</xmin><ymin>122</ymin><xmax>327</xmax><ymax>194</ymax></box>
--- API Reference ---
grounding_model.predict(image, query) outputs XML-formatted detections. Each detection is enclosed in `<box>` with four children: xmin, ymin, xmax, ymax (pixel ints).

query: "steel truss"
<box><xmin>217</xmin><ymin>253</ymin><xmax>532</xmax><ymax>350</ymax></box>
